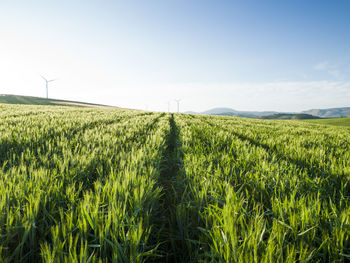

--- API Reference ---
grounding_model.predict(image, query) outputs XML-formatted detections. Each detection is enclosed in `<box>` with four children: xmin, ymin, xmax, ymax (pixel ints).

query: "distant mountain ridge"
<box><xmin>201</xmin><ymin>107</ymin><xmax>280</xmax><ymax>117</ymax></box>
<box><xmin>302</xmin><ymin>107</ymin><xmax>350</xmax><ymax>118</ymax></box>
<box><xmin>186</xmin><ymin>107</ymin><xmax>350</xmax><ymax>118</ymax></box>
<box><xmin>186</xmin><ymin>107</ymin><xmax>285</xmax><ymax>118</ymax></box>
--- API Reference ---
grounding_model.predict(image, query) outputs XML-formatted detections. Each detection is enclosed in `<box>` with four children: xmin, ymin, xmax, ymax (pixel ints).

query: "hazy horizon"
<box><xmin>1</xmin><ymin>1</ymin><xmax>349</xmax><ymax>112</ymax></box>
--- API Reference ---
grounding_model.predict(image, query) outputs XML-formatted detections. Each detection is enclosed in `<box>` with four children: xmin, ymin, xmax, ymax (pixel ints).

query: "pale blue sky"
<box><xmin>1</xmin><ymin>0</ymin><xmax>349</xmax><ymax>112</ymax></box>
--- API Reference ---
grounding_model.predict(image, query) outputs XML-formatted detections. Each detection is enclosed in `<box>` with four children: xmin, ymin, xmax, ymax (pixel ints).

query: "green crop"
<box><xmin>0</xmin><ymin>104</ymin><xmax>349</xmax><ymax>262</ymax></box>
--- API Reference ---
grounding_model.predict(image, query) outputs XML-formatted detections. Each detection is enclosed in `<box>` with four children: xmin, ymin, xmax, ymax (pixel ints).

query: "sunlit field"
<box><xmin>0</xmin><ymin>104</ymin><xmax>349</xmax><ymax>262</ymax></box>
<box><xmin>303</xmin><ymin>117</ymin><xmax>350</xmax><ymax>127</ymax></box>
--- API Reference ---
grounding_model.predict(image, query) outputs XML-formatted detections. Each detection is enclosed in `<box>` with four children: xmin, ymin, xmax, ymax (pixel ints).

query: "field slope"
<box><xmin>303</xmin><ymin>117</ymin><xmax>350</xmax><ymax>127</ymax></box>
<box><xmin>0</xmin><ymin>94</ymin><xmax>113</xmax><ymax>108</ymax></box>
<box><xmin>0</xmin><ymin>105</ymin><xmax>349</xmax><ymax>262</ymax></box>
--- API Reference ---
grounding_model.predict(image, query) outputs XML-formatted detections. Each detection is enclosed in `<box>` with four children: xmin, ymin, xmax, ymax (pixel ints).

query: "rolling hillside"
<box><xmin>303</xmin><ymin>117</ymin><xmax>350</xmax><ymax>127</ymax></box>
<box><xmin>0</xmin><ymin>94</ymin><xmax>114</xmax><ymax>108</ymax></box>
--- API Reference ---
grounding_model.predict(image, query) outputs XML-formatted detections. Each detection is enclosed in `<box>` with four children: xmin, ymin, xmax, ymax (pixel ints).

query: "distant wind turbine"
<box><xmin>41</xmin><ymin>75</ymin><xmax>56</xmax><ymax>99</ymax></box>
<box><xmin>168</xmin><ymin>100</ymin><xmax>171</xmax><ymax>113</ymax></box>
<box><xmin>175</xmin><ymin>99</ymin><xmax>181</xmax><ymax>113</ymax></box>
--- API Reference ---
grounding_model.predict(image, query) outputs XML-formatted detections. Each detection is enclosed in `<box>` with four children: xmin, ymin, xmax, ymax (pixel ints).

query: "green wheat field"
<box><xmin>0</xmin><ymin>104</ymin><xmax>349</xmax><ymax>262</ymax></box>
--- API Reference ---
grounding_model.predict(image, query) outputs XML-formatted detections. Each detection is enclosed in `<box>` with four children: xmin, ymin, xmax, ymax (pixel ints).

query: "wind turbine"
<box><xmin>41</xmin><ymin>75</ymin><xmax>56</xmax><ymax>99</ymax></box>
<box><xmin>175</xmin><ymin>99</ymin><xmax>181</xmax><ymax>113</ymax></box>
<box><xmin>168</xmin><ymin>100</ymin><xmax>171</xmax><ymax>113</ymax></box>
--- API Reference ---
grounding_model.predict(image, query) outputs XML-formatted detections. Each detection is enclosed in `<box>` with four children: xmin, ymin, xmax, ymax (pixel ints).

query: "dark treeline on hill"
<box><xmin>260</xmin><ymin>113</ymin><xmax>321</xmax><ymax>120</ymax></box>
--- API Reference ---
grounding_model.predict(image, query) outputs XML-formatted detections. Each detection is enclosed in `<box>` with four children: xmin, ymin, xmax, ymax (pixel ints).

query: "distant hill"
<box><xmin>0</xmin><ymin>95</ymin><xmax>114</xmax><ymax>108</ymax></box>
<box><xmin>214</xmin><ymin>112</ymin><xmax>257</xmax><ymax>118</ymax></box>
<box><xmin>302</xmin><ymin>107</ymin><xmax>350</xmax><ymax>118</ymax></box>
<box><xmin>187</xmin><ymin>106</ymin><xmax>350</xmax><ymax>119</ymax></box>
<box><xmin>187</xmin><ymin>107</ymin><xmax>281</xmax><ymax>118</ymax></box>
<box><xmin>201</xmin><ymin>108</ymin><xmax>238</xmax><ymax>115</ymax></box>
<box><xmin>260</xmin><ymin>113</ymin><xmax>321</xmax><ymax>120</ymax></box>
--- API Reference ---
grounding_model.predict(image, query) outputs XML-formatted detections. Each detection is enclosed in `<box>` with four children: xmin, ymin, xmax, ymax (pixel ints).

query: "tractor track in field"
<box><xmin>153</xmin><ymin>114</ymin><xmax>189</xmax><ymax>262</ymax></box>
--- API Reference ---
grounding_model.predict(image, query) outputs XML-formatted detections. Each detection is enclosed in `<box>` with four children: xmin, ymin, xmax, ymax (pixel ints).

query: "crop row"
<box><xmin>0</xmin><ymin>106</ymin><xmax>169</xmax><ymax>262</ymax></box>
<box><xmin>0</xmin><ymin>105</ymin><xmax>349</xmax><ymax>262</ymax></box>
<box><xmin>169</xmin><ymin>114</ymin><xmax>349</xmax><ymax>262</ymax></box>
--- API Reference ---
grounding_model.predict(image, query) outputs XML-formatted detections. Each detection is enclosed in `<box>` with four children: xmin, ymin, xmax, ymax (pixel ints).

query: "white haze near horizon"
<box><xmin>1</xmin><ymin>80</ymin><xmax>349</xmax><ymax>113</ymax></box>
<box><xmin>1</xmin><ymin>1</ymin><xmax>349</xmax><ymax>113</ymax></box>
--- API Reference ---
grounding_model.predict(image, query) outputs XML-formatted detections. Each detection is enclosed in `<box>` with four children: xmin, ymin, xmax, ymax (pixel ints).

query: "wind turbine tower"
<box><xmin>41</xmin><ymin>75</ymin><xmax>56</xmax><ymax>99</ymax></box>
<box><xmin>175</xmin><ymin>99</ymin><xmax>181</xmax><ymax>113</ymax></box>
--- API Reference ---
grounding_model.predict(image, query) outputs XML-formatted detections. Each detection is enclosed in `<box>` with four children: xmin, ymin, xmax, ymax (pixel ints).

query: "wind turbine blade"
<box><xmin>41</xmin><ymin>75</ymin><xmax>47</xmax><ymax>81</ymax></box>
<box><xmin>48</xmin><ymin>79</ymin><xmax>57</xmax><ymax>82</ymax></box>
